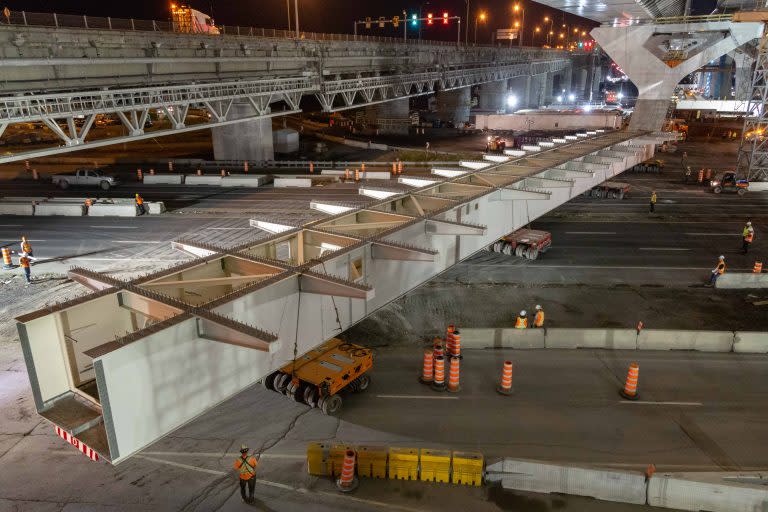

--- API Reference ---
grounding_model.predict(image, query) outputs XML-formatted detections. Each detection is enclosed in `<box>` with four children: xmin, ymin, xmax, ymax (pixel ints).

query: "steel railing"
<box><xmin>603</xmin><ymin>13</ymin><xmax>734</xmax><ymax>26</ymax></box>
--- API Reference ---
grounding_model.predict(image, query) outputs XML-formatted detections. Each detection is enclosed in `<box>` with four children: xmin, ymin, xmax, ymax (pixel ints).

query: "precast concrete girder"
<box><xmin>525</xmin><ymin>176</ymin><xmax>575</xmax><ymax>188</ymax></box>
<box><xmin>196</xmin><ymin>314</ymin><xmax>275</xmax><ymax>353</ymax></box>
<box><xmin>118</xmin><ymin>291</ymin><xmax>185</xmax><ymax>322</ymax></box>
<box><xmin>591</xmin><ymin>21</ymin><xmax>763</xmax><ymax>130</ymax></box>
<box><xmin>371</xmin><ymin>240</ymin><xmax>438</xmax><ymax>262</ymax></box>
<box><xmin>425</xmin><ymin>218</ymin><xmax>487</xmax><ymax>236</ymax></box>
<box><xmin>299</xmin><ymin>271</ymin><xmax>374</xmax><ymax>300</ymax></box>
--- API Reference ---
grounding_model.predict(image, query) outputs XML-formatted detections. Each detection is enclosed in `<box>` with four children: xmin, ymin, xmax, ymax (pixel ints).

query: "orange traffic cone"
<box><xmin>336</xmin><ymin>449</ymin><xmax>358</xmax><ymax>492</ymax></box>
<box><xmin>431</xmin><ymin>356</ymin><xmax>446</xmax><ymax>391</ymax></box>
<box><xmin>496</xmin><ymin>361</ymin><xmax>513</xmax><ymax>395</ymax></box>
<box><xmin>620</xmin><ymin>363</ymin><xmax>640</xmax><ymax>400</ymax></box>
<box><xmin>447</xmin><ymin>356</ymin><xmax>460</xmax><ymax>393</ymax></box>
<box><xmin>419</xmin><ymin>349</ymin><xmax>434</xmax><ymax>384</ymax></box>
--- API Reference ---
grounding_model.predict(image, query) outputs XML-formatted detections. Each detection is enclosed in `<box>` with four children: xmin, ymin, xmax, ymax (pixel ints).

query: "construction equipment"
<box><xmin>262</xmin><ymin>338</ymin><xmax>373</xmax><ymax>415</ymax></box>
<box><xmin>710</xmin><ymin>170</ymin><xmax>749</xmax><ymax>195</ymax></box>
<box><xmin>485</xmin><ymin>136</ymin><xmax>507</xmax><ymax>153</ymax></box>
<box><xmin>488</xmin><ymin>228</ymin><xmax>552</xmax><ymax>260</ymax></box>
<box><xmin>170</xmin><ymin>3</ymin><xmax>220</xmax><ymax>34</ymax></box>
<box><xmin>631</xmin><ymin>159</ymin><xmax>664</xmax><ymax>173</ymax></box>
<box><xmin>663</xmin><ymin>118</ymin><xmax>688</xmax><ymax>141</ymax></box>
<box><xmin>586</xmin><ymin>181</ymin><xmax>630</xmax><ymax>199</ymax></box>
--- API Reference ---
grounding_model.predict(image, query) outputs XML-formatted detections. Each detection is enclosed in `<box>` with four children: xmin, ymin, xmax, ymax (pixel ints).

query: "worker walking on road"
<box><xmin>135</xmin><ymin>193</ymin><xmax>146</xmax><ymax>216</ymax></box>
<box><xmin>533</xmin><ymin>305</ymin><xmax>545</xmax><ymax>328</ymax></box>
<box><xmin>234</xmin><ymin>444</ymin><xmax>258</xmax><ymax>504</ymax></box>
<box><xmin>19</xmin><ymin>253</ymin><xmax>32</xmax><ymax>284</ymax></box>
<box><xmin>649</xmin><ymin>190</ymin><xmax>657</xmax><ymax>213</ymax></box>
<box><xmin>708</xmin><ymin>255</ymin><xmax>726</xmax><ymax>287</ymax></box>
<box><xmin>20</xmin><ymin>236</ymin><xmax>33</xmax><ymax>257</ymax></box>
<box><xmin>515</xmin><ymin>310</ymin><xmax>528</xmax><ymax>329</ymax></box>
<box><xmin>742</xmin><ymin>221</ymin><xmax>755</xmax><ymax>254</ymax></box>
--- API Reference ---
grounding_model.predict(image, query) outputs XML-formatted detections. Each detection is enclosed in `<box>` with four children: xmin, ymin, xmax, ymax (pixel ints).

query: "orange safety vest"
<box><xmin>515</xmin><ymin>316</ymin><xmax>527</xmax><ymax>329</ymax></box>
<box><xmin>745</xmin><ymin>231</ymin><xmax>754</xmax><ymax>243</ymax></box>
<box><xmin>19</xmin><ymin>256</ymin><xmax>30</xmax><ymax>268</ymax></box>
<box><xmin>135</xmin><ymin>196</ymin><xmax>144</xmax><ymax>205</ymax></box>
<box><xmin>534</xmin><ymin>310</ymin><xmax>545</xmax><ymax>327</ymax></box>
<box><xmin>21</xmin><ymin>242</ymin><xmax>31</xmax><ymax>253</ymax></box>
<box><xmin>716</xmin><ymin>262</ymin><xmax>726</xmax><ymax>274</ymax></box>
<box><xmin>234</xmin><ymin>456</ymin><xmax>257</xmax><ymax>480</ymax></box>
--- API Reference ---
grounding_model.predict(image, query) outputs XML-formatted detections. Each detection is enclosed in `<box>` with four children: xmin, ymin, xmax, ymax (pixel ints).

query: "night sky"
<box><xmin>0</xmin><ymin>0</ymin><xmax>602</xmax><ymax>44</ymax></box>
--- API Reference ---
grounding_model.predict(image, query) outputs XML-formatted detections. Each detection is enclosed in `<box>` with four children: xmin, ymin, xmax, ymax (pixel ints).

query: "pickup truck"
<box><xmin>51</xmin><ymin>169</ymin><xmax>121</xmax><ymax>190</ymax></box>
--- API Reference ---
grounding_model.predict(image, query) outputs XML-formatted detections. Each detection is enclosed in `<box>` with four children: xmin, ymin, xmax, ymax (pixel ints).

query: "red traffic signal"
<box><xmin>427</xmin><ymin>13</ymin><xmax>433</xmax><ymax>24</ymax></box>
<box><xmin>443</xmin><ymin>12</ymin><xmax>449</xmax><ymax>24</ymax></box>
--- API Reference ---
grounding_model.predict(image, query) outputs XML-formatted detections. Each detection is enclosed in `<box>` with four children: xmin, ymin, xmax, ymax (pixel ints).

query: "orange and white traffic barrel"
<box><xmin>1</xmin><ymin>248</ymin><xmax>13</xmax><ymax>269</ymax></box>
<box><xmin>336</xmin><ymin>449</ymin><xmax>358</xmax><ymax>492</ymax></box>
<box><xmin>754</xmin><ymin>261</ymin><xmax>763</xmax><ymax>274</ymax></box>
<box><xmin>309</xmin><ymin>162</ymin><xmax>314</xmax><ymax>174</ymax></box>
<box><xmin>447</xmin><ymin>356</ymin><xmax>461</xmax><ymax>393</ymax></box>
<box><xmin>620</xmin><ymin>363</ymin><xmax>640</xmax><ymax>400</ymax></box>
<box><xmin>697</xmin><ymin>169</ymin><xmax>704</xmax><ymax>183</ymax></box>
<box><xmin>137</xmin><ymin>168</ymin><xmax>143</xmax><ymax>182</ymax></box>
<box><xmin>445</xmin><ymin>324</ymin><xmax>455</xmax><ymax>355</ymax></box>
<box><xmin>344</xmin><ymin>169</ymin><xmax>350</xmax><ymax>180</ymax></box>
<box><xmin>450</xmin><ymin>329</ymin><xmax>462</xmax><ymax>359</ymax></box>
<box><xmin>431</xmin><ymin>355</ymin><xmax>446</xmax><ymax>391</ymax></box>
<box><xmin>149</xmin><ymin>168</ymin><xmax>156</xmax><ymax>176</ymax></box>
<box><xmin>354</xmin><ymin>169</ymin><xmax>360</xmax><ymax>182</ymax></box>
<box><xmin>497</xmin><ymin>360</ymin><xmax>514</xmax><ymax>395</ymax></box>
<box><xmin>168</xmin><ymin>160</ymin><xmax>174</xmax><ymax>172</ymax></box>
<box><xmin>433</xmin><ymin>338</ymin><xmax>444</xmax><ymax>360</ymax></box>
<box><xmin>419</xmin><ymin>350</ymin><xmax>434</xmax><ymax>384</ymax></box>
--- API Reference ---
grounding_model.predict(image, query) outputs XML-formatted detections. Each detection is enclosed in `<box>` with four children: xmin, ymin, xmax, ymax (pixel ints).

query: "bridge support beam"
<box><xmin>436</xmin><ymin>87</ymin><xmax>471</xmax><ymax>126</ymax></box>
<box><xmin>212</xmin><ymin>101</ymin><xmax>274</xmax><ymax>162</ymax></box>
<box><xmin>592</xmin><ymin>21</ymin><xmax>763</xmax><ymax>131</ymax></box>
<box><xmin>477</xmin><ymin>80</ymin><xmax>507</xmax><ymax>112</ymax></box>
<box><xmin>366</xmin><ymin>98</ymin><xmax>410</xmax><ymax>135</ymax></box>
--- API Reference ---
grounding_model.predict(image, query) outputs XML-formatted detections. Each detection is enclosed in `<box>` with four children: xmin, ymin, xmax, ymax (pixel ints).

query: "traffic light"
<box><xmin>427</xmin><ymin>13</ymin><xmax>433</xmax><ymax>25</ymax></box>
<box><xmin>578</xmin><ymin>42</ymin><xmax>583</xmax><ymax>48</ymax></box>
<box><xmin>393</xmin><ymin>15</ymin><xmax>399</xmax><ymax>28</ymax></box>
<box><xmin>411</xmin><ymin>14</ymin><xmax>418</xmax><ymax>26</ymax></box>
<box><xmin>443</xmin><ymin>12</ymin><xmax>449</xmax><ymax>24</ymax></box>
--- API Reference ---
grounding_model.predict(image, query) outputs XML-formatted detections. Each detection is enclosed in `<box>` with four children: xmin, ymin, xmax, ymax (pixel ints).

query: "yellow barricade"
<box><xmin>329</xmin><ymin>443</ymin><xmax>355</xmax><ymax>477</ymax></box>
<box><xmin>451</xmin><ymin>451</ymin><xmax>484</xmax><ymax>486</ymax></box>
<box><xmin>388</xmin><ymin>447</ymin><xmax>419</xmax><ymax>480</ymax></box>
<box><xmin>419</xmin><ymin>449</ymin><xmax>452</xmax><ymax>483</ymax></box>
<box><xmin>357</xmin><ymin>445</ymin><xmax>388</xmax><ymax>479</ymax></box>
<box><xmin>307</xmin><ymin>442</ymin><xmax>331</xmax><ymax>476</ymax></box>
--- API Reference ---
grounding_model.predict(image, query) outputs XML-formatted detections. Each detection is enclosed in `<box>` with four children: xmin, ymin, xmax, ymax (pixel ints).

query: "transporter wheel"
<box><xmin>321</xmin><ymin>394</ymin><xmax>343</xmax><ymax>415</ymax></box>
<box><xmin>528</xmin><ymin>247</ymin><xmax>539</xmax><ymax>260</ymax></box>
<box><xmin>356</xmin><ymin>374</ymin><xmax>371</xmax><ymax>392</ymax></box>
<box><xmin>274</xmin><ymin>374</ymin><xmax>290</xmax><ymax>394</ymax></box>
<box><xmin>304</xmin><ymin>386</ymin><xmax>319</xmax><ymax>408</ymax></box>
<box><xmin>515</xmin><ymin>245</ymin><xmax>524</xmax><ymax>257</ymax></box>
<box><xmin>262</xmin><ymin>371</ymin><xmax>279</xmax><ymax>391</ymax></box>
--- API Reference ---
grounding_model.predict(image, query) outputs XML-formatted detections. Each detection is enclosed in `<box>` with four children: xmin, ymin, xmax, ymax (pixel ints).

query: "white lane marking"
<box><xmin>638</xmin><ymin>248</ymin><xmax>691</xmax><ymax>251</ymax></box>
<box><xmin>376</xmin><ymin>394</ymin><xmax>459</xmax><ymax>400</ymax></box>
<box><xmin>89</xmin><ymin>225</ymin><xmax>139</xmax><ymax>229</ymax></box>
<box><xmin>565</xmin><ymin>231</ymin><xmax>617</xmax><ymax>235</ymax></box>
<box><xmin>141</xmin><ymin>451</ymin><xmax>305</xmax><ymax>459</ymax></box>
<box><xmin>202</xmin><ymin>227</ymin><xmax>252</xmax><ymax>231</ymax></box>
<box><xmin>619</xmin><ymin>401</ymin><xmax>702</xmax><ymax>406</ymax></box>
<box><xmin>684</xmin><ymin>233</ymin><xmax>740</xmax><ymax>236</ymax></box>
<box><xmin>466</xmin><ymin>264</ymin><xmax>744</xmax><ymax>271</ymax></box>
<box><xmin>113</xmin><ymin>240</ymin><xmax>163</xmax><ymax>244</ymax></box>
<box><xmin>316</xmin><ymin>489</ymin><xmax>426</xmax><ymax>512</ymax></box>
<box><xmin>0</xmin><ymin>239</ymin><xmax>47</xmax><ymax>242</ymax></box>
<box><xmin>134</xmin><ymin>454</ymin><xmax>226</xmax><ymax>476</ymax></box>
<box><xmin>0</xmin><ymin>224</ymin><xmax>22</xmax><ymax>227</ymax></box>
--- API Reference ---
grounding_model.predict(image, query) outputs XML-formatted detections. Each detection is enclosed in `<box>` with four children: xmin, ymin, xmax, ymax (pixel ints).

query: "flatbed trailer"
<box><xmin>262</xmin><ymin>338</ymin><xmax>373</xmax><ymax>415</ymax></box>
<box><xmin>488</xmin><ymin>228</ymin><xmax>552</xmax><ymax>260</ymax></box>
<box><xmin>586</xmin><ymin>181</ymin><xmax>630</xmax><ymax>199</ymax></box>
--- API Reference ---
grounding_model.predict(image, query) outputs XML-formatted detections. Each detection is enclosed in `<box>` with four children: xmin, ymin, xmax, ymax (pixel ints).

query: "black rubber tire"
<box><xmin>317</xmin><ymin>395</ymin><xmax>327</xmax><ymax>412</ymax></box>
<box><xmin>274</xmin><ymin>374</ymin><xmax>290</xmax><ymax>394</ymax></box>
<box><xmin>303</xmin><ymin>387</ymin><xmax>318</xmax><ymax>408</ymax></box>
<box><xmin>713</xmin><ymin>186</ymin><xmax>722</xmax><ymax>194</ymax></box>
<box><xmin>292</xmin><ymin>382</ymin><xmax>306</xmax><ymax>403</ymax></box>
<box><xmin>58</xmin><ymin>180</ymin><xmax>69</xmax><ymax>190</ymax></box>
<box><xmin>357</xmin><ymin>374</ymin><xmax>371</xmax><ymax>392</ymax></box>
<box><xmin>738</xmin><ymin>188</ymin><xmax>747</xmax><ymax>196</ymax></box>
<box><xmin>322</xmin><ymin>394</ymin><xmax>343</xmax><ymax>415</ymax></box>
<box><xmin>100</xmin><ymin>181</ymin><xmax>111</xmax><ymax>191</ymax></box>
<box><xmin>529</xmin><ymin>247</ymin><xmax>539</xmax><ymax>260</ymax></box>
<box><xmin>262</xmin><ymin>371</ymin><xmax>279</xmax><ymax>391</ymax></box>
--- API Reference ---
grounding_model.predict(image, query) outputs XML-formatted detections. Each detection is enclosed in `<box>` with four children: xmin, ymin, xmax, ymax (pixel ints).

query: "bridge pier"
<box><xmin>365</xmin><ymin>98</ymin><xmax>410</xmax><ymax>135</ymax></box>
<box><xmin>508</xmin><ymin>76</ymin><xmax>532</xmax><ymax>109</ymax></box>
<box><xmin>477</xmin><ymin>81</ymin><xmax>508</xmax><ymax>112</ymax></box>
<box><xmin>436</xmin><ymin>88</ymin><xmax>471</xmax><ymax>126</ymax></box>
<box><xmin>211</xmin><ymin>101</ymin><xmax>274</xmax><ymax>162</ymax></box>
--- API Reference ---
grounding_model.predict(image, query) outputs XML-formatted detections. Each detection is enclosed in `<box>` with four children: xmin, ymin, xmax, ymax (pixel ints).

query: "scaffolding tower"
<box><xmin>737</xmin><ymin>14</ymin><xmax>768</xmax><ymax>181</ymax></box>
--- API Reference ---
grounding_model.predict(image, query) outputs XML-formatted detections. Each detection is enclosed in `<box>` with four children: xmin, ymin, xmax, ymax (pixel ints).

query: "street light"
<box><xmin>474</xmin><ymin>11</ymin><xmax>487</xmax><ymax>44</ymax></box>
<box><xmin>544</xmin><ymin>15</ymin><xmax>554</xmax><ymax>44</ymax></box>
<box><xmin>513</xmin><ymin>3</ymin><xmax>525</xmax><ymax>47</ymax></box>
<box><xmin>507</xmin><ymin>94</ymin><xmax>518</xmax><ymax>108</ymax></box>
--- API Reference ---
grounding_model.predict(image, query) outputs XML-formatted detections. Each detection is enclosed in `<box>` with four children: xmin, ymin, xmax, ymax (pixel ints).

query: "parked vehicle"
<box><xmin>51</xmin><ymin>168</ymin><xmax>121</xmax><ymax>190</ymax></box>
<box><xmin>710</xmin><ymin>171</ymin><xmax>749</xmax><ymax>195</ymax></box>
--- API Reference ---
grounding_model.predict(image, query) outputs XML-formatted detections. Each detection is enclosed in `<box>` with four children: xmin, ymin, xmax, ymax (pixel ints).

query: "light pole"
<box><xmin>285</xmin><ymin>0</ymin><xmax>291</xmax><ymax>32</ymax></box>
<box><xmin>294</xmin><ymin>0</ymin><xmax>300</xmax><ymax>38</ymax></box>
<box><xmin>544</xmin><ymin>16</ymin><xmax>553</xmax><ymax>45</ymax></box>
<box><xmin>465</xmin><ymin>0</ymin><xmax>470</xmax><ymax>45</ymax></box>
<box><xmin>534</xmin><ymin>26</ymin><xmax>541</xmax><ymax>46</ymax></box>
<box><xmin>474</xmin><ymin>11</ymin><xmax>486</xmax><ymax>45</ymax></box>
<box><xmin>513</xmin><ymin>3</ymin><xmax>525</xmax><ymax>47</ymax></box>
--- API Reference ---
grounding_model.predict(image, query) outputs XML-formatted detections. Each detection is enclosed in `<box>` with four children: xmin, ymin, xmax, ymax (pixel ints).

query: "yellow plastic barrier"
<box><xmin>329</xmin><ymin>443</ymin><xmax>355</xmax><ymax>477</ymax></box>
<box><xmin>307</xmin><ymin>443</ymin><xmax>331</xmax><ymax>476</ymax></box>
<box><xmin>357</xmin><ymin>445</ymin><xmax>388</xmax><ymax>479</ymax></box>
<box><xmin>420</xmin><ymin>449</ymin><xmax>452</xmax><ymax>483</ymax></box>
<box><xmin>388</xmin><ymin>447</ymin><xmax>419</xmax><ymax>480</ymax></box>
<box><xmin>451</xmin><ymin>451</ymin><xmax>484</xmax><ymax>486</ymax></box>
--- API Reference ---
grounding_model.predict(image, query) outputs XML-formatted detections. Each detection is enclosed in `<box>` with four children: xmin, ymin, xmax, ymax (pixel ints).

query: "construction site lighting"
<box><xmin>507</xmin><ymin>94</ymin><xmax>518</xmax><ymax>107</ymax></box>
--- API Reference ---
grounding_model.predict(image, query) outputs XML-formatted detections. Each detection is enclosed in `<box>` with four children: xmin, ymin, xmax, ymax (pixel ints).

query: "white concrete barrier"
<box><xmin>147</xmin><ymin>202</ymin><xmax>166</xmax><ymax>215</ymax></box>
<box><xmin>0</xmin><ymin>203</ymin><xmax>35</xmax><ymax>215</ymax></box>
<box><xmin>748</xmin><ymin>182</ymin><xmax>768</xmax><ymax>191</ymax></box>
<box><xmin>221</xmin><ymin>175</ymin><xmax>271</xmax><ymax>187</ymax></box>
<box><xmin>143</xmin><ymin>174</ymin><xmax>184</xmax><ymax>185</ymax></box>
<box><xmin>34</xmin><ymin>203</ymin><xmax>85</xmax><ymax>216</ymax></box>
<box><xmin>274</xmin><ymin>178</ymin><xmax>312</xmax><ymax>188</ymax></box>
<box><xmin>648</xmin><ymin>472</ymin><xmax>768</xmax><ymax>511</ymax></box>
<box><xmin>362</xmin><ymin>171</ymin><xmax>391</xmax><ymax>180</ymax></box>
<box><xmin>545</xmin><ymin>328</ymin><xmax>637</xmax><ymax>350</ymax></box>
<box><xmin>0</xmin><ymin>197</ymin><xmax>48</xmax><ymax>203</ymax></box>
<box><xmin>184</xmin><ymin>175</ymin><xmax>223</xmax><ymax>186</ymax></box>
<box><xmin>716</xmin><ymin>272</ymin><xmax>768</xmax><ymax>289</ymax></box>
<box><xmin>733</xmin><ymin>331</ymin><xmax>768</xmax><ymax>353</ymax></box>
<box><xmin>460</xmin><ymin>328</ymin><xmax>545</xmax><ymax>349</ymax></box>
<box><xmin>637</xmin><ymin>329</ymin><xmax>733</xmax><ymax>352</ymax></box>
<box><xmin>486</xmin><ymin>459</ymin><xmax>646</xmax><ymax>505</ymax></box>
<box><xmin>88</xmin><ymin>204</ymin><xmax>138</xmax><ymax>217</ymax></box>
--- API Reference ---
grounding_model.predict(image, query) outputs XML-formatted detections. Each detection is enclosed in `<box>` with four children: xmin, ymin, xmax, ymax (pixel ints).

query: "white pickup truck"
<box><xmin>51</xmin><ymin>168</ymin><xmax>121</xmax><ymax>190</ymax></box>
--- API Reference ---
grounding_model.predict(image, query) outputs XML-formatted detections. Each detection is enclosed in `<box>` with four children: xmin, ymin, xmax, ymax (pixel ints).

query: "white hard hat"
<box><xmin>520</xmin><ymin>310</ymin><xmax>527</xmax><ymax>316</ymax></box>
<box><xmin>719</xmin><ymin>255</ymin><xmax>725</xmax><ymax>260</ymax></box>
<box><xmin>747</xmin><ymin>221</ymin><xmax>752</xmax><ymax>226</ymax></box>
<box><xmin>535</xmin><ymin>305</ymin><xmax>542</xmax><ymax>310</ymax></box>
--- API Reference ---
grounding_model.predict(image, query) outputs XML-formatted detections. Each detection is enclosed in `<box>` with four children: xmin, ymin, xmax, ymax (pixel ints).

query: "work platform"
<box><xmin>16</xmin><ymin>129</ymin><xmax>677</xmax><ymax>464</ymax></box>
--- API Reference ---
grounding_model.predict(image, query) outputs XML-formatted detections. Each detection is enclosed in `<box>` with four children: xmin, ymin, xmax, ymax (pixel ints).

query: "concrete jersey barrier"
<box><xmin>716</xmin><ymin>272</ymin><xmax>768</xmax><ymax>289</ymax></box>
<box><xmin>142</xmin><ymin>174</ymin><xmax>184</xmax><ymax>185</ymax></box>
<box><xmin>87</xmin><ymin>204</ymin><xmax>138</xmax><ymax>217</ymax></box>
<box><xmin>732</xmin><ymin>331</ymin><xmax>768</xmax><ymax>353</ymax></box>
<box><xmin>460</xmin><ymin>328</ymin><xmax>545</xmax><ymax>349</ymax></box>
<box><xmin>637</xmin><ymin>329</ymin><xmax>733</xmax><ymax>352</ymax></box>
<box><xmin>545</xmin><ymin>328</ymin><xmax>637</xmax><ymax>349</ymax></box>
<box><xmin>34</xmin><ymin>203</ymin><xmax>85</xmax><ymax>216</ymax></box>
<box><xmin>648</xmin><ymin>472</ymin><xmax>768</xmax><ymax>511</ymax></box>
<box><xmin>0</xmin><ymin>203</ymin><xmax>35</xmax><ymax>216</ymax></box>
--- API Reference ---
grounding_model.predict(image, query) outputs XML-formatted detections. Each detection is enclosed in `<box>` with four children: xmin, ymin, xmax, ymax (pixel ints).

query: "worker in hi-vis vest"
<box><xmin>708</xmin><ymin>255</ymin><xmax>726</xmax><ymax>286</ymax></box>
<box><xmin>533</xmin><ymin>305</ymin><xmax>545</xmax><ymax>328</ymax></box>
<box><xmin>515</xmin><ymin>310</ymin><xmax>528</xmax><ymax>329</ymax></box>
<box><xmin>742</xmin><ymin>221</ymin><xmax>755</xmax><ymax>254</ymax></box>
<box><xmin>20</xmin><ymin>236</ymin><xmax>32</xmax><ymax>257</ymax></box>
<box><xmin>234</xmin><ymin>444</ymin><xmax>258</xmax><ymax>503</ymax></box>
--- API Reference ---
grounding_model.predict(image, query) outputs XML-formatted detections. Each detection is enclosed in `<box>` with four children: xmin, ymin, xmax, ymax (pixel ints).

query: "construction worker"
<box><xmin>533</xmin><ymin>305</ymin><xmax>545</xmax><ymax>328</ymax></box>
<box><xmin>515</xmin><ymin>310</ymin><xmax>528</xmax><ymax>329</ymax></box>
<box><xmin>19</xmin><ymin>253</ymin><xmax>31</xmax><ymax>284</ymax></box>
<box><xmin>134</xmin><ymin>193</ymin><xmax>146</xmax><ymax>216</ymax></box>
<box><xmin>708</xmin><ymin>255</ymin><xmax>726</xmax><ymax>286</ymax></box>
<box><xmin>233</xmin><ymin>444</ymin><xmax>258</xmax><ymax>504</ymax></box>
<box><xmin>20</xmin><ymin>236</ymin><xmax>32</xmax><ymax>257</ymax></box>
<box><xmin>649</xmin><ymin>190</ymin><xmax>657</xmax><ymax>213</ymax></box>
<box><xmin>742</xmin><ymin>221</ymin><xmax>755</xmax><ymax>254</ymax></box>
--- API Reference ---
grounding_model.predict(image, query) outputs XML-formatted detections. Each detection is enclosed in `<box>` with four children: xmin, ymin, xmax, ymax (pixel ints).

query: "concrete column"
<box><xmin>529</xmin><ymin>74</ymin><xmax>547</xmax><ymax>107</ymax></box>
<box><xmin>436</xmin><ymin>88</ymin><xmax>471</xmax><ymax>126</ymax></box>
<box><xmin>543</xmin><ymin>73</ymin><xmax>555</xmax><ymax>105</ymax></box>
<box><xmin>733</xmin><ymin>51</ymin><xmax>754</xmax><ymax>101</ymax></box>
<box><xmin>563</xmin><ymin>65</ymin><xmax>574</xmax><ymax>97</ymax></box>
<box><xmin>365</xmin><ymin>98</ymin><xmax>410</xmax><ymax>135</ymax></box>
<box><xmin>592</xmin><ymin>22</ymin><xmax>763</xmax><ymax>131</ymax></box>
<box><xmin>576</xmin><ymin>69</ymin><xmax>588</xmax><ymax>99</ymax></box>
<box><xmin>507</xmin><ymin>76</ymin><xmax>531</xmax><ymax>109</ymax></box>
<box><xmin>212</xmin><ymin>101</ymin><xmax>274</xmax><ymax>162</ymax></box>
<box><xmin>477</xmin><ymin>81</ymin><xmax>507</xmax><ymax>112</ymax></box>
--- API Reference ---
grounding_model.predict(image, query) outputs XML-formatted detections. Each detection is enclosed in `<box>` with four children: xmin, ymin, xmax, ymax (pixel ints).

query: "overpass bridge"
<box><xmin>0</xmin><ymin>11</ymin><xmax>584</xmax><ymax>164</ymax></box>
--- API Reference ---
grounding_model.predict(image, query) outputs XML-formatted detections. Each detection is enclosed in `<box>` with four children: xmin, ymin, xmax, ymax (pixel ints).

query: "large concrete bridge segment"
<box><xmin>0</xmin><ymin>20</ymin><xmax>574</xmax><ymax>163</ymax></box>
<box><xmin>15</xmin><ymin>129</ymin><xmax>676</xmax><ymax>465</ymax></box>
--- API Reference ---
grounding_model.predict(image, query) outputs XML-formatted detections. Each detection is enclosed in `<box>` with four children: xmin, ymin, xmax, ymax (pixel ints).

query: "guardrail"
<box><xmin>604</xmin><ymin>14</ymin><xmax>734</xmax><ymax>26</ymax></box>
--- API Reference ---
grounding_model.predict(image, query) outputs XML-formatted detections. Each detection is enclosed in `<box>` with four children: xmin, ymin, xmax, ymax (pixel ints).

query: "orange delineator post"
<box><xmin>697</xmin><ymin>169</ymin><xmax>704</xmax><ymax>183</ymax></box>
<box><xmin>354</xmin><ymin>169</ymin><xmax>361</xmax><ymax>182</ymax></box>
<box><xmin>447</xmin><ymin>356</ymin><xmax>461</xmax><ymax>393</ymax></box>
<box><xmin>398</xmin><ymin>160</ymin><xmax>403</xmax><ymax>174</ymax></box>
<box><xmin>432</xmin><ymin>356</ymin><xmax>446</xmax><ymax>391</ymax></box>
<box><xmin>361</xmin><ymin>163</ymin><xmax>366</xmax><ymax>172</ymax></box>
<box><xmin>168</xmin><ymin>160</ymin><xmax>174</xmax><ymax>172</ymax></box>
<box><xmin>497</xmin><ymin>361</ymin><xmax>513</xmax><ymax>395</ymax></box>
<box><xmin>336</xmin><ymin>449</ymin><xmax>358</xmax><ymax>492</ymax></box>
<box><xmin>149</xmin><ymin>168</ymin><xmax>156</xmax><ymax>175</ymax></box>
<box><xmin>137</xmin><ymin>169</ymin><xmax>143</xmax><ymax>182</ymax></box>
<box><xmin>244</xmin><ymin>161</ymin><xmax>249</xmax><ymax>173</ymax></box>
<box><xmin>220</xmin><ymin>169</ymin><xmax>227</xmax><ymax>177</ymax></box>
<box><xmin>309</xmin><ymin>162</ymin><xmax>314</xmax><ymax>174</ymax></box>
<box><xmin>754</xmin><ymin>261</ymin><xmax>763</xmax><ymax>273</ymax></box>
<box><xmin>620</xmin><ymin>363</ymin><xmax>640</xmax><ymax>400</ymax></box>
<box><xmin>419</xmin><ymin>350</ymin><xmax>434</xmax><ymax>384</ymax></box>
<box><xmin>24</xmin><ymin>160</ymin><xmax>30</xmax><ymax>171</ymax></box>
<box><xmin>196</xmin><ymin>169</ymin><xmax>203</xmax><ymax>176</ymax></box>
<box><xmin>392</xmin><ymin>162</ymin><xmax>396</xmax><ymax>175</ymax></box>
<box><xmin>1</xmin><ymin>248</ymin><xmax>13</xmax><ymax>269</ymax></box>
<box><xmin>31</xmin><ymin>169</ymin><xmax>39</xmax><ymax>181</ymax></box>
